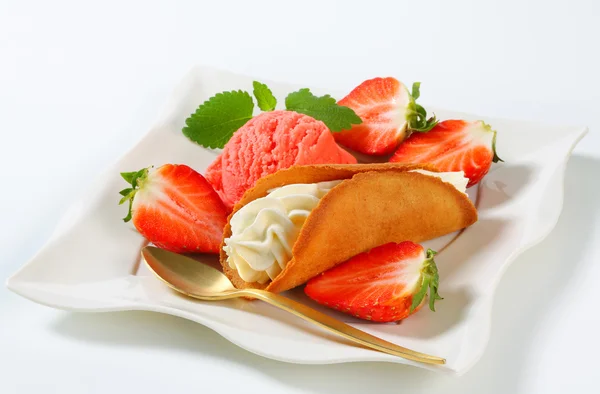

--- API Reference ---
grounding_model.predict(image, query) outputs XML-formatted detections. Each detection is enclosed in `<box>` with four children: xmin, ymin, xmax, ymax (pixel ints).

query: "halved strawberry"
<box><xmin>118</xmin><ymin>164</ymin><xmax>228</xmax><ymax>253</ymax></box>
<box><xmin>334</xmin><ymin>77</ymin><xmax>437</xmax><ymax>155</ymax></box>
<box><xmin>390</xmin><ymin>119</ymin><xmax>502</xmax><ymax>187</ymax></box>
<box><xmin>304</xmin><ymin>241</ymin><xmax>442</xmax><ymax>322</ymax></box>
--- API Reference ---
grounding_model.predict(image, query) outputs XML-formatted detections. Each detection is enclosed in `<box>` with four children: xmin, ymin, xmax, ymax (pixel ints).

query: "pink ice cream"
<box><xmin>205</xmin><ymin>110</ymin><xmax>357</xmax><ymax>210</ymax></box>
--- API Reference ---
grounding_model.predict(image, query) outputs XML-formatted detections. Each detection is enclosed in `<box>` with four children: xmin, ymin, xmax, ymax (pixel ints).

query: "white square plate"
<box><xmin>6</xmin><ymin>65</ymin><xmax>588</xmax><ymax>375</ymax></box>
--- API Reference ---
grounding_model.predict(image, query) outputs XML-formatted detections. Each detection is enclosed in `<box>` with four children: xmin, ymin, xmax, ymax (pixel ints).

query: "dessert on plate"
<box><xmin>219</xmin><ymin>163</ymin><xmax>476</xmax><ymax>294</ymax></box>
<box><xmin>119</xmin><ymin>76</ymin><xmax>501</xmax><ymax>322</ymax></box>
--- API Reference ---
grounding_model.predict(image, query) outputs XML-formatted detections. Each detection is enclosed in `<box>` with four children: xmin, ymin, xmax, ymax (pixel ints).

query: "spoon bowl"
<box><xmin>143</xmin><ymin>246</ymin><xmax>236</xmax><ymax>296</ymax></box>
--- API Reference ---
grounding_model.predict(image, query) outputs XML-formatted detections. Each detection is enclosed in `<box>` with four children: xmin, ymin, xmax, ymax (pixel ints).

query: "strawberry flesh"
<box><xmin>334</xmin><ymin>77</ymin><xmax>411</xmax><ymax>155</ymax></box>
<box><xmin>390</xmin><ymin>119</ymin><xmax>501</xmax><ymax>187</ymax></box>
<box><xmin>120</xmin><ymin>164</ymin><xmax>228</xmax><ymax>254</ymax></box>
<box><xmin>304</xmin><ymin>241</ymin><xmax>441</xmax><ymax>322</ymax></box>
<box><xmin>334</xmin><ymin>77</ymin><xmax>437</xmax><ymax>155</ymax></box>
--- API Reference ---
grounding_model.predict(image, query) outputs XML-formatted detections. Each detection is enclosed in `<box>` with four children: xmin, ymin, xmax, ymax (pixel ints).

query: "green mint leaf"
<box><xmin>253</xmin><ymin>81</ymin><xmax>277</xmax><ymax>111</ymax></box>
<box><xmin>285</xmin><ymin>88</ymin><xmax>362</xmax><ymax>132</ymax></box>
<box><xmin>183</xmin><ymin>90</ymin><xmax>254</xmax><ymax>149</ymax></box>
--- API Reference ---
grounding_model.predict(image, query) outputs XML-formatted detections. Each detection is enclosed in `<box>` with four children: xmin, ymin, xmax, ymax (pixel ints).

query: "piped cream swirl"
<box><xmin>223</xmin><ymin>180</ymin><xmax>342</xmax><ymax>284</ymax></box>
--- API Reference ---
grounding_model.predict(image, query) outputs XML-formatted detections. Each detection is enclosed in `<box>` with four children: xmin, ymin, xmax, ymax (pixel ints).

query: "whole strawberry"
<box><xmin>334</xmin><ymin>77</ymin><xmax>437</xmax><ymax>155</ymax></box>
<box><xmin>305</xmin><ymin>241</ymin><xmax>442</xmax><ymax>322</ymax></box>
<box><xmin>390</xmin><ymin>119</ymin><xmax>502</xmax><ymax>187</ymax></box>
<box><xmin>118</xmin><ymin>164</ymin><xmax>228</xmax><ymax>253</ymax></box>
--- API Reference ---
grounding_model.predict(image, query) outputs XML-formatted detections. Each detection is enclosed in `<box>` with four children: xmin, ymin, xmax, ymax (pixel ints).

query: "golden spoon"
<box><xmin>141</xmin><ymin>246</ymin><xmax>445</xmax><ymax>365</ymax></box>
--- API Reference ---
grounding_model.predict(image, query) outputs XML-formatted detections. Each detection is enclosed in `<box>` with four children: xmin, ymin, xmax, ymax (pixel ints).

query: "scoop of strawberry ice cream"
<box><xmin>205</xmin><ymin>110</ymin><xmax>357</xmax><ymax>210</ymax></box>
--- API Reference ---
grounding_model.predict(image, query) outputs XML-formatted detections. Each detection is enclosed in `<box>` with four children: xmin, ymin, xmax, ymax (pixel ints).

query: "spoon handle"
<box><xmin>240</xmin><ymin>289</ymin><xmax>445</xmax><ymax>365</ymax></box>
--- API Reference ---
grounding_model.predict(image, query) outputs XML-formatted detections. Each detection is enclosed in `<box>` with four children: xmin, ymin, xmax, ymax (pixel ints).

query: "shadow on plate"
<box><xmin>478</xmin><ymin>164</ymin><xmax>535</xmax><ymax>210</ymax></box>
<box><xmin>51</xmin><ymin>155</ymin><xmax>600</xmax><ymax>394</ymax></box>
<box><xmin>440</xmin><ymin>218</ymin><xmax>512</xmax><ymax>279</ymax></box>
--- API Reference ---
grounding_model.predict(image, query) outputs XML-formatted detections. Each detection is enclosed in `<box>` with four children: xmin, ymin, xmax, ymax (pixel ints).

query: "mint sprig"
<box><xmin>181</xmin><ymin>81</ymin><xmax>362</xmax><ymax>149</ymax></box>
<box><xmin>183</xmin><ymin>90</ymin><xmax>254</xmax><ymax>149</ymax></box>
<box><xmin>253</xmin><ymin>81</ymin><xmax>277</xmax><ymax>111</ymax></box>
<box><xmin>284</xmin><ymin>88</ymin><xmax>362</xmax><ymax>132</ymax></box>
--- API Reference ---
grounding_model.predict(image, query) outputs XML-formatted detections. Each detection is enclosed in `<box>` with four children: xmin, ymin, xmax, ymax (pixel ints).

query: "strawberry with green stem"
<box><xmin>305</xmin><ymin>241</ymin><xmax>442</xmax><ymax>322</ymax></box>
<box><xmin>390</xmin><ymin>119</ymin><xmax>502</xmax><ymax>187</ymax></box>
<box><xmin>334</xmin><ymin>77</ymin><xmax>438</xmax><ymax>155</ymax></box>
<box><xmin>119</xmin><ymin>164</ymin><xmax>228</xmax><ymax>253</ymax></box>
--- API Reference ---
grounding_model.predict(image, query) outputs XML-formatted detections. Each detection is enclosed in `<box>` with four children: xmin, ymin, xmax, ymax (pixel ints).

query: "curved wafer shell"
<box><xmin>220</xmin><ymin>163</ymin><xmax>477</xmax><ymax>293</ymax></box>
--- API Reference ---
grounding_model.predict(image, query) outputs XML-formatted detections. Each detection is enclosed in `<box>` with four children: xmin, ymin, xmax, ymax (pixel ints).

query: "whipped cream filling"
<box><xmin>223</xmin><ymin>170</ymin><xmax>468</xmax><ymax>284</ymax></box>
<box><xmin>223</xmin><ymin>180</ymin><xmax>342</xmax><ymax>284</ymax></box>
<box><xmin>410</xmin><ymin>169</ymin><xmax>468</xmax><ymax>194</ymax></box>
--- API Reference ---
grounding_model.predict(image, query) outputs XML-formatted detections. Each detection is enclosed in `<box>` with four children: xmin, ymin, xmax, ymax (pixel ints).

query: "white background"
<box><xmin>1</xmin><ymin>0</ymin><xmax>599</xmax><ymax>393</ymax></box>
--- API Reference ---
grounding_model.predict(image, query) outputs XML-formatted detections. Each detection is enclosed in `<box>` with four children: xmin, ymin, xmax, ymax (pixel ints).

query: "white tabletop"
<box><xmin>2</xmin><ymin>0</ymin><xmax>599</xmax><ymax>393</ymax></box>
